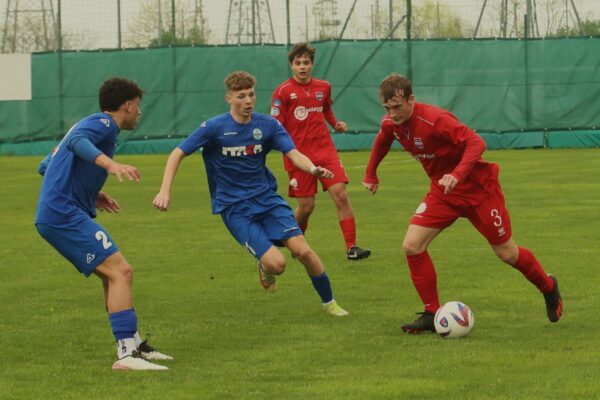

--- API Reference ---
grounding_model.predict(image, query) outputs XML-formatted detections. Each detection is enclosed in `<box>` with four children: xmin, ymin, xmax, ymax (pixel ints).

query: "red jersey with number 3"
<box><xmin>376</xmin><ymin>102</ymin><xmax>499</xmax><ymax>206</ymax></box>
<box><xmin>272</xmin><ymin>78</ymin><xmax>339</xmax><ymax>171</ymax></box>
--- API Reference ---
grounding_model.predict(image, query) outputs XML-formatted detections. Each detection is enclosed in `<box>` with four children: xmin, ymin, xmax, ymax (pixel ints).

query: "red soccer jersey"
<box><xmin>366</xmin><ymin>102</ymin><xmax>499</xmax><ymax>206</ymax></box>
<box><xmin>272</xmin><ymin>78</ymin><xmax>339</xmax><ymax>171</ymax></box>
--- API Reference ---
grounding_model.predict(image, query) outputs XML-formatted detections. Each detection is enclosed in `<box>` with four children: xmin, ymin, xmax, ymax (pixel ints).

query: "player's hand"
<box><xmin>334</xmin><ymin>121</ymin><xmax>348</xmax><ymax>132</ymax></box>
<box><xmin>362</xmin><ymin>181</ymin><xmax>379</xmax><ymax>194</ymax></box>
<box><xmin>311</xmin><ymin>166</ymin><xmax>334</xmax><ymax>179</ymax></box>
<box><xmin>96</xmin><ymin>192</ymin><xmax>120</xmax><ymax>213</ymax></box>
<box><xmin>438</xmin><ymin>174</ymin><xmax>458</xmax><ymax>194</ymax></box>
<box><xmin>108</xmin><ymin>162</ymin><xmax>140</xmax><ymax>182</ymax></box>
<box><xmin>153</xmin><ymin>191</ymin><xmax>171</xmax><ymax>211</ymax></box>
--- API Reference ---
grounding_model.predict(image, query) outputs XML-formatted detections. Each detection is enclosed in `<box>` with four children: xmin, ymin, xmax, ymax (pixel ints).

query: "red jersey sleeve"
<box><xmin>322</xmin><ymin>83</ymin><xmax>338</xmax><ymax>128</ymax></box>
<box><xmin>435</xmin><ymin>112</ymin><xmax>486</xmax><ymax>182</ymax></box>
<box><xmin>364</xmin><ymin>118</ymin><xmax>395</xmax><ymax>184</ymax></box>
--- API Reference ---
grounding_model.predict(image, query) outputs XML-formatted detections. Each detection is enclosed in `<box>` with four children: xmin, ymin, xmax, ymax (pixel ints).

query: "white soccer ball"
<box><xmin>434</xmin><ymin>301</ymin><xmax>475</xmax><ymax>338</ymax></box>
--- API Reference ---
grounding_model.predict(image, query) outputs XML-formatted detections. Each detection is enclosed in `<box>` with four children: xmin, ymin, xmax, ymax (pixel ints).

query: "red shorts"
<box><xmin>287</xmin><ymin>156</ymin><xmax>349</xmax><ymax>197</ymax></box>
<box><xmin>410</xmin><ymin>183</ymin><xmax>512</xmax><ymax>245</ymax></box>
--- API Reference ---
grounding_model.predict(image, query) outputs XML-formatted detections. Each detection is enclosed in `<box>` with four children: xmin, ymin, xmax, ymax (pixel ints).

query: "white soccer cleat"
<box><xmin>323</xmin><ymin>300</ymin><xmax>349</xmax><ymax>317</ymax></box>
<box><xmin>139</xmin><ymin>340</ymin><xmax>173</xmax><ymax>360</ymax></box>
<box><xmin>112</xmin><ymin>352</ymin><xmax>169</xmax><ymax>371</ymax></box>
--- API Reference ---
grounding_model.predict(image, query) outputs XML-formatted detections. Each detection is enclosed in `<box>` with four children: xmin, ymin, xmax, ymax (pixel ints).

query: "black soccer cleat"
<box><xmin>401</xmin><ymin>311</ymin><xmax>436</xmax><ymax>334</ymax></box>
<box><xmin>347</xmin><ymin>245</ymin><xmax>371</xmax><ymax>261</ymax></box>
<box><xmin>544</xmin><ymin>275</ymin><xmax>563</xmax><ymax>323</ymax></box>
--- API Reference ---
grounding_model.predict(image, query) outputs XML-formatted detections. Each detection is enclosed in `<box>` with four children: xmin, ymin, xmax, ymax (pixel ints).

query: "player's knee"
<box><xmin>291</xmin><ymin>246</ymin><xmax>313</xmax><ymax>263</ymax></box>
<box><xmin>402</xmin><ymin>239</ymin><xmax>426</xmax><ymax>256</ymax></box>
<box><xmin>263</xmin><ymin>254</ymin><xmax>286</xmax><ymax>275</ymax></box>
<box><xmin>115</xmin><ymin>262</ymin><xmax>134</xmax><ymax>284</ymax></box>
<box><xmin>297</xmin><ymin>202</ymin><xmax>315</xmax><ymax>216</ymax></box>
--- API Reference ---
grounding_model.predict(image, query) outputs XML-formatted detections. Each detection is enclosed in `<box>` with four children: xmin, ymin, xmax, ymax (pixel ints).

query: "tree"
<box><xmin>410</xmin><ymin>0</ymin><xmax>464</xmax><ymax>39</ymax></box>
<box><xmin>552</xmin><ymin>19</ymin><xmax>600</xmax><ymax>37</ymax></box>
<box><xmin>127</xmin><ymin>0</ymin><xmax>210</xmax><ymax>48</ymax></box>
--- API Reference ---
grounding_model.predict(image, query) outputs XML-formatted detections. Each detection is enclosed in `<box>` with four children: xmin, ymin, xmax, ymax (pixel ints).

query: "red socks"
<box><xmin>339</xmin><ymin>217</ymin><xmax>357</xmax><ymax>250</ymax></box>
<box><xmin>512</xmin><ymin>246</ymin><xmax>554</xmax><ymax>293</ymax></box>
<box><xmin>406</xmin><ymin>251</ymin><xmax>440</xmax><ymax>313</ymax></box>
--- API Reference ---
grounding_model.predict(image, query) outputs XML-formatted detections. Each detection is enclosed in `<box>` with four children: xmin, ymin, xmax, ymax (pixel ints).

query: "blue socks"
<box><xmin>109</xmin><ymin>309</ymin><xmax>138</xmax><ymax>340</ymax></box>
<box><xmin>310</xmin><ymin>272</ymin><xmax>334</xmax><ymax>304</ymax></box>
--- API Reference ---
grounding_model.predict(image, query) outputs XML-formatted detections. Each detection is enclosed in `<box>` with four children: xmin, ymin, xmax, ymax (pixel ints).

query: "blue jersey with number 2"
<box><xmin>36</xmin><ymin>113</ymin><xmax>119</xmax><ymax>225</ymax></box>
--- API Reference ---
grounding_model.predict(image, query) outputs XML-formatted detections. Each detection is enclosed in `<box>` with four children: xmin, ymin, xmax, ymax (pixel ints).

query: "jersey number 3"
<box><xmin>95</xmin><ymin>231</ymin><xmax>113</xmax><ymax>250</ymax></box>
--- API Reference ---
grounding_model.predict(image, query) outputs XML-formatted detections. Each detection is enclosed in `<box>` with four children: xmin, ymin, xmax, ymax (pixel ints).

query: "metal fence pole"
<box><xmin>57</xmin><ymin>0</ymin><xmax>64</xmax><ymax>135</ymax></box>
<box><xmin>117</xmin><ymin>0</ymin><xmax>122</xmax><ymax>48</ymax></box>
<box><xmin>406</xmin><ymin>0</ymin><xmax>412</xmax><ymax>80</ymax></box>
<box><xmin>171</xmin><ymin>0</ymin><xmax>176</xmax><ymax>44</ymax></box>
<box><xmin>286</xmin><ymin>0</ymin><xmax>290</xmax><ymax>46</ymax></box>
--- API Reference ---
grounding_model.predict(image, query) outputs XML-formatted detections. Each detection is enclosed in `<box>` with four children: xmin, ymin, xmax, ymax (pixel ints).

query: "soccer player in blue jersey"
<box><xmin>153</xmin><ymin>71</ymin><xmax>348</xmax><ymax>316</ymax></box>
<box><xmin>35</xmin><ymin>77</ymin><xmax>172</xmax><ymax>371</ymax></box>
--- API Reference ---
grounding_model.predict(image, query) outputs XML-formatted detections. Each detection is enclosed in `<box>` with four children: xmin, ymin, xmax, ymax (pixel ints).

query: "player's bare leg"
<box><xmin>328</xmin><ymin>182</ymin><xmax>371</xmax><ymax>260</ymax></box>
<box><xmin>401</xmin><ymin>225</ymin><xmax>443</xmax><ymax>333</ymax></box>
<box><xmin>284</xmin><ymin>235</ymin><xmax>348</xmax><ymax>316</ymax></box>
<box><xmin>257</xmin><ymin>246</ymin><xmax>286</xmax><ymax>292</ymax></box>
<box><xmin>294</xmin><ymin>196</ymin><xmax>315</xmax><ymax>233</ymax></box>
<box><xmin>94</xmin><ymin>253</ymin><xmax>169</xmax><ymax>370</ymax></box>
<box><xmin>491</xmin><ymin>238</ymin><xmax>562</xmax><ymax>322</ymax></box>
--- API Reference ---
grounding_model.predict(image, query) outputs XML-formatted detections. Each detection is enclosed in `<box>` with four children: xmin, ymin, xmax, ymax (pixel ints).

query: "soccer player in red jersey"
<box><xmin>363</xmin><ymin>73</ymin><xmax>563</xmax><ymax>333</ymax></box>
<box><xmin>272</xmin><ymin>43</ymin><xmax>370</xmax><ymax>260</ymax></box>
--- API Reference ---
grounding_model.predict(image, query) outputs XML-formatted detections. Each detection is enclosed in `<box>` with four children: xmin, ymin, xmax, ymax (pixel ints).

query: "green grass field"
<box><xmin>1</xmin><ymin>149</ymin><xmax>599</xmax><ymax>399</ymax></box>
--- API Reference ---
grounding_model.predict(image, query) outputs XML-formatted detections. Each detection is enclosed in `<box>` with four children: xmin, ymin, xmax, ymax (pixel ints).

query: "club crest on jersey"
<box><xmin>315</xmin><ymin>91</ymin><xmax>323</xmax><ymax>101</ymax></box>
<box><xmin>100</xmin><ymin>118</ymin><xmax>111</xmax><ymax>127</ymax></box>
<box><xmin>252</xmin><ymin>128</ymin><xmax>263</xmax><ymax>140</ymax></box>
<box><xmin>414</xmin><ymin>137</ymin><xmax>424</xmax><ymax>149</ymax></box>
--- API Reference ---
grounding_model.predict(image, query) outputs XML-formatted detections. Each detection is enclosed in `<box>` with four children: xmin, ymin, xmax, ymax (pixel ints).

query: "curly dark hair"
<box><xmin>99</xmin><ymin>77</ymin><xmax>143</xmax><ymax>111</ymax></box>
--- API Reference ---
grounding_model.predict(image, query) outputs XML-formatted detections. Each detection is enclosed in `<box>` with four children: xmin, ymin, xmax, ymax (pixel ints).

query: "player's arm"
<box><xmin>37</xmin><ymin>152</ymin><xmax>53</xmax><ymax>176</ymax></box>
<box><xmin>285</xmin><ymin>149</ymin><xmax>333</xmax><ymax>179</ymax></box>
<box><xmin>362</xmin><ymin>123</ymin><xmax>395</xmax><ymax>194</ymax></box>
<box><xmin>153</xmin><ymin>148</ymin><xmax>187</xmax><ymax>212</ymax></box>
<box><xmin>436</xmin><ymin>114</ymin><xmax>486</xmax><ymax>194</ymax></box>
<box><xmin>64</xmin><ymin>127</ymin><xmax>140</xmax><ymax>182</ymax></box>
<box><xmin>323</xmin><ymin>85</ymin><xmax>347</xmax><ymax>132</ymax></box>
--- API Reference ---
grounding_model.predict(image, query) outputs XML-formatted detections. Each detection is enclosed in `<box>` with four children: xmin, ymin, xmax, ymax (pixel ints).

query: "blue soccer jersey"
<box><xmin>36</xmin><ymin>113</ymin><xmax>119</xmax><ymax>224</ymax></box>
<box><xmin>178</xmin><ymin>112</ymin><xmax>296</xmax><ymax>214</ymax></box>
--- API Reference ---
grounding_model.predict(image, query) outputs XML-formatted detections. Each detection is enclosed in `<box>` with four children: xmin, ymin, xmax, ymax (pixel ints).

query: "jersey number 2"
<box><xmin>95</xmin><ymin>231</ymin><xmax>113</xmax><ymax>250</ymax></box>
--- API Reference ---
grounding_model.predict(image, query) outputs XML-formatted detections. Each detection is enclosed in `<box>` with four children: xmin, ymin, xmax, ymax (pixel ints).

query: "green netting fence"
<box><xmin>1</xmin><ymin>37</ymin><xmax>599</xmax><ymax>155</ymax></box>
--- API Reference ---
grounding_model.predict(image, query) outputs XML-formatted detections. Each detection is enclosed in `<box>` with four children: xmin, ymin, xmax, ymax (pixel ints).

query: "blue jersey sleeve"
<box><xmin>38</xmin><ymin>153</ymin><xmax>52</xmax><ymax>176</ymax></box>
<box><xmin>63</xmin><ymin>117</ymin><xmax>115</xmax><ymax>161</ymax></box>
<box><xmin>269</xmin><ymin>117</ymin><xmax>295</xmax><ymax>154</ymax></box>
<box><xmin>178</xmin><ymin>120</ymin><xmax>214</xmax><ymax>155</ymax></box>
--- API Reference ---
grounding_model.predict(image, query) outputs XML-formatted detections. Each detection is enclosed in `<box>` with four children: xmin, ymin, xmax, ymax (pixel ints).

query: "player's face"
<box><xmin>381</xmin><ymin>93</ymin><xmax>414</xmax><ymax>125</ymax></box>
<box><xmin>290</xmin><ymin>55</ymin><xmax>313</xmax><ymax>83</ymax></box>
<box><xmin>121</xmin><ymin>97</ymin><xmax>142</xmax><ymax>130</ymax></box>
<box><xmin>226</xmin><ymin>87</ymin><xmax>256</xmax><ymax>123</ymax></box>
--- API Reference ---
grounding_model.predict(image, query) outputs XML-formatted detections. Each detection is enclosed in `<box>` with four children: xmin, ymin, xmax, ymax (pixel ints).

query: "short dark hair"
<box><xmin>288</xmin><ymin>42</ymin><xmax>316</xmax><ymax>63</ymax></box>
<box><xmin>224</xmin><ymin>71</ymin><xmax>256</xmax><ymax>92</ymax></box>
<box><xmin>99</xmin><ymin>77</ymin><xmax>143</xmax><ymax>111</ymax></box>
<box><xmin>378</xmin><ymin>73</ymin><xmax>413</xmax><ymax>102</ymax></box>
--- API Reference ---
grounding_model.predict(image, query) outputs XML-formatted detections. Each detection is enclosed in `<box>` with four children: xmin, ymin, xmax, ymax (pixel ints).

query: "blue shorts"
<box><xmin>220</xmin><ymin>191</ymin><xmax>301</xmax><ymax>260</ymax></box>
<box><xmin>35</xmin><ymin>216</ymin><xmax>119</xmax><ymax>277</ymax></box>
